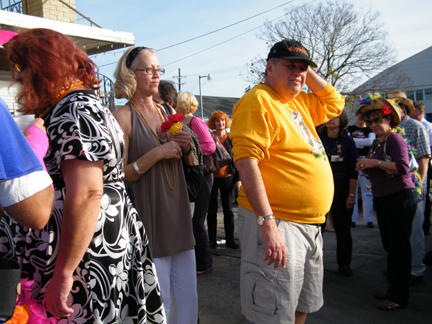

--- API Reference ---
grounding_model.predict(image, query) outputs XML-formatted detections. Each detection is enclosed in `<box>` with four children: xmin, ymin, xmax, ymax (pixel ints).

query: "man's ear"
<box><xmin>266</xmin><ymin>61</ymin><xmax>273</xmax><ymax>77</ymax></box>
<box><xmin>168</xmin><ymin>100</ymin><xmax>174</xmax><ymax>107</ymax></box>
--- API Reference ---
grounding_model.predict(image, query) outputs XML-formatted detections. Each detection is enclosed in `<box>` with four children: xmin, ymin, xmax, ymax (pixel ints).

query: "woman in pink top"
<box><xmin>177</xmin><ymin>92</ymin><xmax>216</xmax><ymax>274</ymax></box>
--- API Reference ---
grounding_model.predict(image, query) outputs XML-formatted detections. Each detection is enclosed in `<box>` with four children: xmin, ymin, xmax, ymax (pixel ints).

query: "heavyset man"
<box><xmin>230</xmin><ymin>39</ymin><xmax>344</xmax><ymax>324</ymax></box>
<box><xmin>0</xmin><ymin>30</ymin><xmax>53</xmax><ymax>229</ymax></box>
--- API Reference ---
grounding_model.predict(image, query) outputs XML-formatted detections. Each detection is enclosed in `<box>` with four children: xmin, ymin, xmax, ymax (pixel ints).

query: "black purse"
<box><xmin>183</xmin><ymin>120</ymin><xmax>205</xmax><ymax>202</ymax></box>
<box><xmin>183</xmin><ymin>163</ymin><xmax>205</xmax><ymax>202</ymax></box>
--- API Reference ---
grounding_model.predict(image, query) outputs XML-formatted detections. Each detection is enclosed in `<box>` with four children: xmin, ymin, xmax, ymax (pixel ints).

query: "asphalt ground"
<box><xmin>197</xmin><ymin>207</ymin><xmax>432</xmax><ymax>324</ymax></box>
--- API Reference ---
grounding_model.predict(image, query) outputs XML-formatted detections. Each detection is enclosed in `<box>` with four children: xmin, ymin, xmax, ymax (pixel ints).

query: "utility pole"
<box><xmin>173</xmin><ymin>68</ymin><xmax>186</xmax><ymax>92</ymax></box>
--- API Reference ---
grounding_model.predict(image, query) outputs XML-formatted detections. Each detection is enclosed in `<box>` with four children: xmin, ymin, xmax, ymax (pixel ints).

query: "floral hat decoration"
<box><xmin>357</xmin><ymin>93</ymin><xmax>401</xmax><ymax>127</ymax></box>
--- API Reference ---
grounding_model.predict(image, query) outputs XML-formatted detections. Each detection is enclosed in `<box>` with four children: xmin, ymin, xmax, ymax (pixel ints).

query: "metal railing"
<box><xmin>96</xmin><ymin>72</ymin><xmax>115</xmax><ymax>111</ymax></box>
<box><xmin>1</xmin><ymin>0</ymin><xmax>25</xmax><ymax>13</ymax></box>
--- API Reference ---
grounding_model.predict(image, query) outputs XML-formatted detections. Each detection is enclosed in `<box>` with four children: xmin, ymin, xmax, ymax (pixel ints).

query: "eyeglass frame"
<box><xmin>134</xmin><ymin>67</ymin><xmax>165</xmax><ymax>75</ymax></box>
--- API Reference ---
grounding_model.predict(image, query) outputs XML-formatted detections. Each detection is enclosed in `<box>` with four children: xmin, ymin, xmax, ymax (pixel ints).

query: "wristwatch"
<box><xmin>378</xmin><ymin>161</ymin><xmax>382</xmax><ymax>167</ymax></box>
<box><xmin>349</xmin><ymin>194</ymin><xmax>355</xmax><ymax>197</ymax></box>
<box><xmin>257</xmin><ymin>215</ymin><xmax>275</xmax><ymax>226</ymax></box>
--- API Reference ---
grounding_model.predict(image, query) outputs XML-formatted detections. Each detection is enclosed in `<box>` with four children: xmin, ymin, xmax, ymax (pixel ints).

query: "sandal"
<box><xmin>325</xmin><ymin>226</ymin><xmax>335</xmax><ymax>232</ymax></box>
<box><xmin>376</xmin><ymin>300</ymin><xmax>406</xmax><ymax>310</ymax></box>
<box><xmin>197</xmin><ymin>266</ymin><xmax>214</xmax><ymax>276</ymax></box>
<box><xmin>374</xmin><ymin>291</ymin><xmax>391</xmax><ymax>300</ymax></box>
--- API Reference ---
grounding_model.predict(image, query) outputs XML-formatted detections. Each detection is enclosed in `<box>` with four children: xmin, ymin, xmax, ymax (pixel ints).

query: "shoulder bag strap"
<box><xmin>187</xmin><ymin>116</ymin><xmax>195</xmax><ymax>129</ymax></box>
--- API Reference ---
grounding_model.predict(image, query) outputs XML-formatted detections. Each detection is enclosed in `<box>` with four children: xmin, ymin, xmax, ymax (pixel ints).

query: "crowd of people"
<box><xmin>0</xmin><ymin>28</ymin><xmax>430</xmax><ymax>324</ymax></box>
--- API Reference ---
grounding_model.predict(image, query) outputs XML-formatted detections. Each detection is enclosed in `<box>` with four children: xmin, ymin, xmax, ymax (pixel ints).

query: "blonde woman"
<box><xmin>113</xmin><ymin>47</ymin><xmax>197</xmax><ymax>324</ymax></box>
<box><xmin>176</xmin><ymin>91</ymin><xmax>216</xmax><ymax>274</ymax></box>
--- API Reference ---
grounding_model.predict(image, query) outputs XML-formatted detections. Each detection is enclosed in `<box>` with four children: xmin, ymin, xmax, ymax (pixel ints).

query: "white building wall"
<box><xmin>355</xmin><ymin>45</ymin><xmax>432</xmax><ymax>117</ymax></box>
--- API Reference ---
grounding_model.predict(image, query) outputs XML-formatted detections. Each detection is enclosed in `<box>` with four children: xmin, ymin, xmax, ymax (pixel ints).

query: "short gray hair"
<box><xmin>264</xmin><ymin>58</ymin><xmax>280</xmax><ymax>77</ymax></box>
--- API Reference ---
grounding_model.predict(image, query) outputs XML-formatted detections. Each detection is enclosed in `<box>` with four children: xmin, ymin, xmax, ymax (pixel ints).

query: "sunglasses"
<box><xmin>14</xmin><ymin>63</ymin><xmax>21</xmax><ymax>73</ymax></box>
<box><xmin>363</xmin><ymin>114</ymin><xmax>384</xmax><ymax>126</ymax></box>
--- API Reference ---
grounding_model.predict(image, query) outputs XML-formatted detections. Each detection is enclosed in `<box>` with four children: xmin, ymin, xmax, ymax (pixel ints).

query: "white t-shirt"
<box><xmin>420</xmin><ymin>118</ymin><xmax>432</xmax><ymax>146</ymax></box>
<box><xmin>0</xmin><ymin>170</ymin><xmax>52</xmax><ymax>207</ymax></box>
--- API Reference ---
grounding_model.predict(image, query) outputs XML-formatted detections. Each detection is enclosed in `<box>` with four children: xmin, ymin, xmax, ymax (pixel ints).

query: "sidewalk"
<box><xmin>197</xmin><ymin>208</ymin><xmax>432</xmax><ymax>324</ymax></box>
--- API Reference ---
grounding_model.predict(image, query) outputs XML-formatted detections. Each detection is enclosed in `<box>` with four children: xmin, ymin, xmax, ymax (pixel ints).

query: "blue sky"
<box><xmin>75</xmin><ymin>0</ymin><xmax>432</xmax><ymax>101</ymax></box>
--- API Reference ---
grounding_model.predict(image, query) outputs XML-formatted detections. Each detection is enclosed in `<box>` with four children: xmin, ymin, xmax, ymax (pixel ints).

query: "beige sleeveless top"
<box><xmin>128</xmin><ymin>105</ymin><xmax>194</xmax><ymax>258</ymax></box>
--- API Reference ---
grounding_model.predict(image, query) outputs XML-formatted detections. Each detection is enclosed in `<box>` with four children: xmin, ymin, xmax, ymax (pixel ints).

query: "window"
<box><xmin>425</xmin><ymin>89</ymin><xmax>432</xmax><ymax>101</ymax></box>
<box><xmin>416</xmin><ymin>90</ymin><xmax>424</xmax><ymax>101</ymax></box>
<box><xmin>407</xmin><ymin>91</ymin><xmax>415</xmax><ymax>101</ymax></box>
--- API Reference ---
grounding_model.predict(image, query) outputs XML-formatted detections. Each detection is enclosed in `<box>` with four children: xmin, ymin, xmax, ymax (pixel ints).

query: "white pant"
<box><xmin>154</xmin><ymin>250</ymin><xmax>198</xmax><ymax>324</ymax></box>
<box><xmin>352</xmin><ymin>174</ymin><xmax>374</xmax><ymax>223</ymax></box>
<box><xmin>410</xmin><ymin>181</ymin><xmax>427</xmax><ymax>276</ymax></box>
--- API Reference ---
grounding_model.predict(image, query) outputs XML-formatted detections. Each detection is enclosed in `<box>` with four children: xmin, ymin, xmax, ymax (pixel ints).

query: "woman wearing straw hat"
<box><xmin>387</xmin><ymin>90</ymin><xmax>429</xmax><ymax>286</ymax></box>
<box><xmin>356</xmin><ymin>97</ymin><xmax>417</xmax><ymax>310</ymax></box>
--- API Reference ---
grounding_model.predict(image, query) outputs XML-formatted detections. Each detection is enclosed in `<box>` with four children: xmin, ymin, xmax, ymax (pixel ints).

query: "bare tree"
<box><xmin>243</xmin><ymin>0</ymin><xmax>409</xmax><ymax>95</ymax></box>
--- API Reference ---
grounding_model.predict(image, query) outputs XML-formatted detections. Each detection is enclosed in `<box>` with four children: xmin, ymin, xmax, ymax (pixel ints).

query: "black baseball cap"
<box><xmin>267</xmin><ymin>39</ymin><xmax>317</xmax><ymax>68</ymax></box>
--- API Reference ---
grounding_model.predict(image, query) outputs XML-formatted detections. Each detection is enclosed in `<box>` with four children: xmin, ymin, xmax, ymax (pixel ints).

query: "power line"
<box><xmin>156</xmin><ymin>0</ymin><xmax>296</xmax><ymax>51</ymax></box>
<box><xmin>163</xmin><ymin>31</ymin><xmax>254</xmax><ymax>66</ymax></box>
<box><xmin>187</xmin><ymin>64</ymin><xmax>247</xmax><ymax>77</ymax></box>
<box><xmin>95</xmin><ymin>0</ymin><xmax>302</xmax><ymax>67</ymax></box>
<box><xmin>97</xmin><ymin>0</ymin><xmax>316</xmax><ymax>68</ymax></box>
<box><xmin>163</xmin><ymin>0</ymin><xmax>317</xmax><ymax>66</ymax></box>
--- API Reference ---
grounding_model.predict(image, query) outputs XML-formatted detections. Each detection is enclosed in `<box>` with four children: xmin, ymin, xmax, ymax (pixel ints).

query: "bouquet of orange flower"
<box><xmin>6</xmin><ymin>278</ymin><xmax>57</xmax><ymax>324</ymax></box>
<box><xmin>161</xmin><ymin>113</ymin><xmax>185</xmax><ymax>134</ymax></box>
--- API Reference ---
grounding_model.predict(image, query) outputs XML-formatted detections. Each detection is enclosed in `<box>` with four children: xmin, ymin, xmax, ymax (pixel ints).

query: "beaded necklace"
<box><xmin>130</xmin><ymin>99</ymin><xmax>176</xmax><ymax>190</ymax></box>
<box><xmin>56</xmin><ymin>80</ymin><xmax>84</xmax><ymax>99</ymax></box>
<box><xmin>367</xmin><ymin>130</ymin><xmax>393</xmax><ymax>159</ymax></box>
<box><xmin>39</xmin><ymin>80</ymin><xmax>84</xmax><ymax>117</ymax></box>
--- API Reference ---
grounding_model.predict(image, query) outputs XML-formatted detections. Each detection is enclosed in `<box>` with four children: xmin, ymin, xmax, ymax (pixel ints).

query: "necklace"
<box><xmin>56</xmin><ymin>80</ymin><xmax>84</xmax><ymax>99</ymax></box>
<box><xmin>39</xmin><ymin>80</ymin><xmax>84</xmax><ymax>118</ymax></box>
<box><xmin>367</xmin><ymin>130</ymin><xmax>393</xmax><ymax>159</ymax></box>
<box><xmin>324</xmin><ymin>136</ymin><xmax>340</xmax><ymax>157</ymax></box>
<box><xmin>130</xmin><ymin>99</ymin><xmax>176</xmax><ymax>190</ymax></box>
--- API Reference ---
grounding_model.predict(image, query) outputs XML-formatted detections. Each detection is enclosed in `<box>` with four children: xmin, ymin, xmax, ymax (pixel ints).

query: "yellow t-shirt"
<box><xmin>230</xmin><ymin>82</ymin><xmax>344</xmax><ymax>224</ymax></box>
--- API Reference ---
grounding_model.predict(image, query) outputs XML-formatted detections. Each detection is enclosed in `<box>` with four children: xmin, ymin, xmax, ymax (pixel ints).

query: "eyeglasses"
<box><xmin>134</xmin><ymin>67</ymin><xmax>165</xmax><ymax>75</ymax></box>
<box><xmin>14</xmin><ymin>63</ymin><xmax>21</xmax><ymax>73</ymax></box>
<box><xmin>363</xmin><ymin>115</ymin><xmax>384</xmax><ymax>126</ymax></box>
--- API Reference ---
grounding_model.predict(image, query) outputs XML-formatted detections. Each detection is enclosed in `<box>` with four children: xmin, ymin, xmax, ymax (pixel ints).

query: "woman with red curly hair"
<box><xmin>207</xmin><ymin>111</ymin><xmax>241</xmax><ymax>249</ymax></box>
<box><xmin>0</xmin><ymin>29</ymin><xmax>165</xmax><ymax>323</ymax></box>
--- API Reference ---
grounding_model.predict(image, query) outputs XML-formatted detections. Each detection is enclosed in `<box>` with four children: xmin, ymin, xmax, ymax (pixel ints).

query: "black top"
<box><xmin>319</xmin><ymin>134</ymin><xmax>358</xmax><ymax>186</ymax></box>
<box><xmin>224</xmin><ymin>135</ymin><xmax>240</xmax><ymax>182</ymax></box>
<box><xmin>347</xmin><ymin>125</ymin><xmax>374</xmax><ymax>157</ymax></box>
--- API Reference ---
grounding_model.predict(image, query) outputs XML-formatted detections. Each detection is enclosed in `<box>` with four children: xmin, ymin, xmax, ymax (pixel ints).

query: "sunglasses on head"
<box><xmin>14</xmin><ymin>63</ymin><xmax>21</xmax><ymax>73</ymax></box>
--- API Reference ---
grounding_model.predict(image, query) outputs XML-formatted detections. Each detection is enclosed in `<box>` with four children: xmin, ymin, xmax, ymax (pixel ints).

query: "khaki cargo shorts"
<box><xmin>237</xmin><ymin>206</ymin><xmax>324</xmax><ymax>324</ymax></box>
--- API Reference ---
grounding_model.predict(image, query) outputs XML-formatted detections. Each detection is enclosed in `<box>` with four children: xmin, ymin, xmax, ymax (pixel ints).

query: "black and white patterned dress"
<box><xmin>0</xmin><ymin>91</ymin><xmax>166</xmax><ymax>323</ymax></box>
